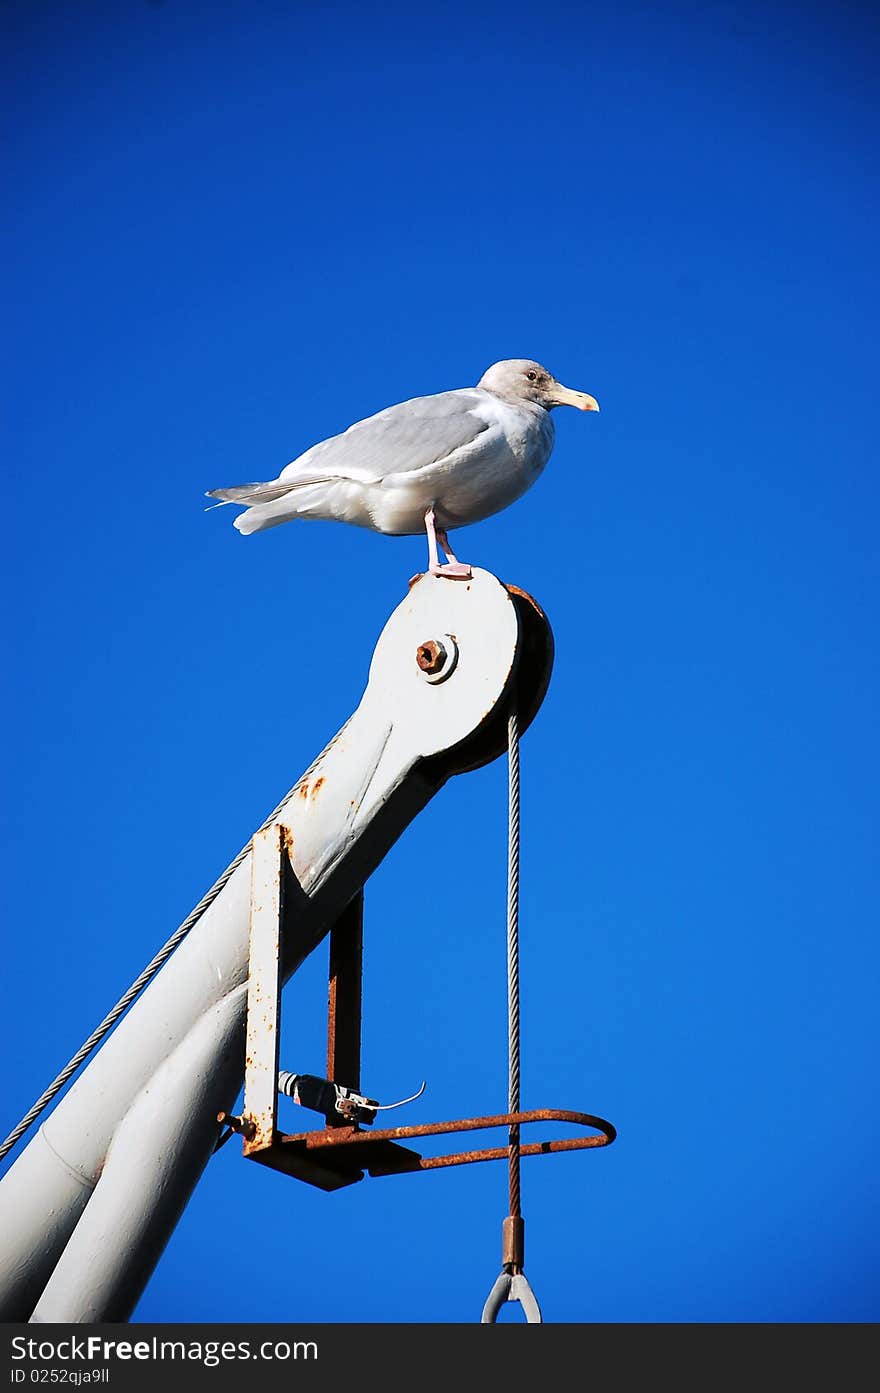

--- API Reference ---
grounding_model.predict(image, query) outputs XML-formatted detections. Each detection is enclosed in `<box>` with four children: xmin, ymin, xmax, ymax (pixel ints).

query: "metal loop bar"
<box><xmin>481</xmin><ymin>1270</ymin><xmax>543</xmax><ymax>1324</ymax></box>
<box><xmin>253</xmin><ymin>1107</ymin><xmax>616</xmax><ymax>1187</ymax></box>
<box><xmin>278</xmin><ymin>1106</ymin><xmax>615</xmax><ymax>1152</ymax></box>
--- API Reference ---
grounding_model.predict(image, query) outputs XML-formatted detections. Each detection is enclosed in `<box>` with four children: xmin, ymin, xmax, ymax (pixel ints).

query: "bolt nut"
<box><xmin>416</xmin><ymin>640</ymin><xmax>446</xmax><ymax>673</ymax></box>
<box><xmin>415</xmin><ymin>634</ymin><xmax>459</xmax><ymax>684</ymax></box>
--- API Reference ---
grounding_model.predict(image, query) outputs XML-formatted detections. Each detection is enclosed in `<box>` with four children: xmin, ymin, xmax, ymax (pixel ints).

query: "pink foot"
<box><xmin>429</xmin><ymin>561</ymin><xmax>472</xmax><ymax>579</ymax></box>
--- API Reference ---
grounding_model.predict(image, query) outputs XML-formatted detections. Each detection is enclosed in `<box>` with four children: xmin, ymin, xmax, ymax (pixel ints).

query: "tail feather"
<box><xmin>207</xmin><ymin>475</ymin><xmax>361</xmax><ymax>535</ymax></box>
<box><xmin>233</xmin><ymin>502</ymin><xmax>301</xmax><ymax>535</ymax></box>
<box><xmin>206</xmin><ymin>481</ymin><xmax>296</xmax><ymax>505</ymax></box>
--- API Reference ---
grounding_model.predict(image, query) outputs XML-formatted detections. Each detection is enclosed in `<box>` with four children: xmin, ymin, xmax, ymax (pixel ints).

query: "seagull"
<box><xmin>207</xmin><ymin>359</ymin><xmax>599</xmax><ymax>578</ymax></box>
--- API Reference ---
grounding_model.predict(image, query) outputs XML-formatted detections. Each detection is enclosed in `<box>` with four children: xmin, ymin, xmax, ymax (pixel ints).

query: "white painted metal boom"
<box><xmin>0</xmin><ymin>570</ymin><xmax>551</xmax><ymax>1322</ymax></box>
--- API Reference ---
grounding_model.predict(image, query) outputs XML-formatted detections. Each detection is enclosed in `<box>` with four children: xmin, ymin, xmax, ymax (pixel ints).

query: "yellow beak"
<box><xmin>549</xmin><ymin>382</ymin><xmax>600</xmax><ymax>412</ymax></box>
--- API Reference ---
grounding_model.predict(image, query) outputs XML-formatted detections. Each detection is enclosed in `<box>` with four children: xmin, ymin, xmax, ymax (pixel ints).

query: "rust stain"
<box><xmin>311</xmin><ymin>776</ymin><xmax>325</xmax><ymax>798</ymax></box>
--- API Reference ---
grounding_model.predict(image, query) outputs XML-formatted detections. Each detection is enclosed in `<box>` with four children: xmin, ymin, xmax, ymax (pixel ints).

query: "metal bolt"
<box><xmin>216</xmin><ymin>1110</ymin><xmax>256</xmax><ymax>1140</ymax></box>
<box><xmin>415</xmin><ymin>635</ymin><xmax>459</xmax><ymax>684</ymax></box>
<box><xmin>416</xmin><ymin>639</ymin><xmax>446</xmax><ymax>674</ymax></box>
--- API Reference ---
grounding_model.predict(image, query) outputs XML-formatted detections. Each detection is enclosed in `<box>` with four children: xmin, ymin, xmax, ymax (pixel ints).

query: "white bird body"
<box><xmin>208</xmin><ymin>359</ymin><xmax>598</xmax><ymax>576</ymax></box>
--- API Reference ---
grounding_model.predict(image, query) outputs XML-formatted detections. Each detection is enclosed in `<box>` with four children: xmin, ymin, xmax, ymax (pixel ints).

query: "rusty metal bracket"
<box><xmin>285</xmin><ymin>1107</ymin><xmax>616</xmax><ymax>1172</ymax></box>
<box><xmin>234</xmin><ymin>811</ymin><xmax>615</xmax><ymax>1193</ymax></box>
<box><xmin>261</xmin><ymin>1107</ymin><xmax>615</xmax><ymax>1191</ymax></box>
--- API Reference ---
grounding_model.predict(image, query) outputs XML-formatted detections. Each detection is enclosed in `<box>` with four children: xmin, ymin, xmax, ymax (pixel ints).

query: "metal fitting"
<box><xmin>216</xmin><ymin>1110</ymin><xmax>256</xmax><ymax>1140</ymax></box>
<box><xmin>415</xmin><ymin>635</ymin><xmax>459</xmax><ymax>684</ymax></box>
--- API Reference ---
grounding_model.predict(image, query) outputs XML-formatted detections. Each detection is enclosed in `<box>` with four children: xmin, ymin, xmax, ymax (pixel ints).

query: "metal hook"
<box><xmin>481</xmin><ymin>1269</ymin><xmax>543</xmax><ymax>1324</ymax></box>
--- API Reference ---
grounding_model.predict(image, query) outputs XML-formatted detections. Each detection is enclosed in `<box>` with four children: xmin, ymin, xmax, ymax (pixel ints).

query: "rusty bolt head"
<box><xmin>416</xmin><ymin>634</ymin><xmax>459</xmax><ymax>684</ymax></box>
<box><xmin>416</xmin><ymin>639</ymin><xmax>447</xmax><ymax>674</ymax></box>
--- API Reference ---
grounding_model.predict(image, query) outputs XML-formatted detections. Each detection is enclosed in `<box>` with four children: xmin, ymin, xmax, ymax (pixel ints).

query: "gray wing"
<box><xmin>278</xmin><ymin>388</ymin><xmax>492</xmax><ymax>488</ymax></box>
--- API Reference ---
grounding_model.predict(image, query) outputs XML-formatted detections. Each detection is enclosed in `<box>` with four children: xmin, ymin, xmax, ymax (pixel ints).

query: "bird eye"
<box><xmin>526</xmin><ymin>370</ymin><xmax>537</xmax><ymax>382</ymax></box>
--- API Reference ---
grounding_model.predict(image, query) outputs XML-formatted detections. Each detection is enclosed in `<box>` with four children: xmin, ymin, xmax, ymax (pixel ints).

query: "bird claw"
<box><xmin>429</xmin><ymin>562</ymin><xmax>473</xmax><ymax>580</ymax></box>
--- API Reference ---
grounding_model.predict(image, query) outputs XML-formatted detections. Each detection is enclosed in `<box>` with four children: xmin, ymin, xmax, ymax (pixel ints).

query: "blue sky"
<box><xmin>3</xmin><ymin>0</ymin><xmax>878</xmax><ymax>1323</ymax></box>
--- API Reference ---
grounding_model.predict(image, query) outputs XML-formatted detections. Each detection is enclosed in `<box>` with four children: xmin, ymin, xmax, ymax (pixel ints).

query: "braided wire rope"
<box><xmin>0</xmin><ymin>722</ymin><xmax>352</xmax><ymax>1166</ymax></box>
<box><xmin>481</xmin><ymin>692</ymin><xmax>543</xmax><ymax>1321</ymax></box>
<box><xmin>507</xmin><ymin>701</ymin><xmax>522</xmax><ymax>1227</ymax></box>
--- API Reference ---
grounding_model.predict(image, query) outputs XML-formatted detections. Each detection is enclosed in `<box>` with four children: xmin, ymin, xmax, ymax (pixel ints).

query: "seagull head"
<box><xmin>477</xmin><ymin>359</ymin><xmax>599</xmax><ymax>413</ymax></box>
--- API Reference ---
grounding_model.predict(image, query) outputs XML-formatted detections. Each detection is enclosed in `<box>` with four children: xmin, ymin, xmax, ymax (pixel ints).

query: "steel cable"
<box><xmin>0</xmin><ymin>730</ymin><xmax>348</xmax><ymax>1168</ymax></box>
<box><xmin>507</xmin><ymin>701</ymin><xmax>522</xmax><ymax>1230</ymax></box>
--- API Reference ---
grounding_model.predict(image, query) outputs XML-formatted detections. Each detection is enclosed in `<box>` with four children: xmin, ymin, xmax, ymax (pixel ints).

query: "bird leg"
<box><xmin>437</xmin><ymin>529</ymin><xmax>468</xmax><ymax>568</ymax></box>
<box><xmin>424</xmin><ymin>507</ymin><xmax>472</xmax><ymax>579</ymax></box>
